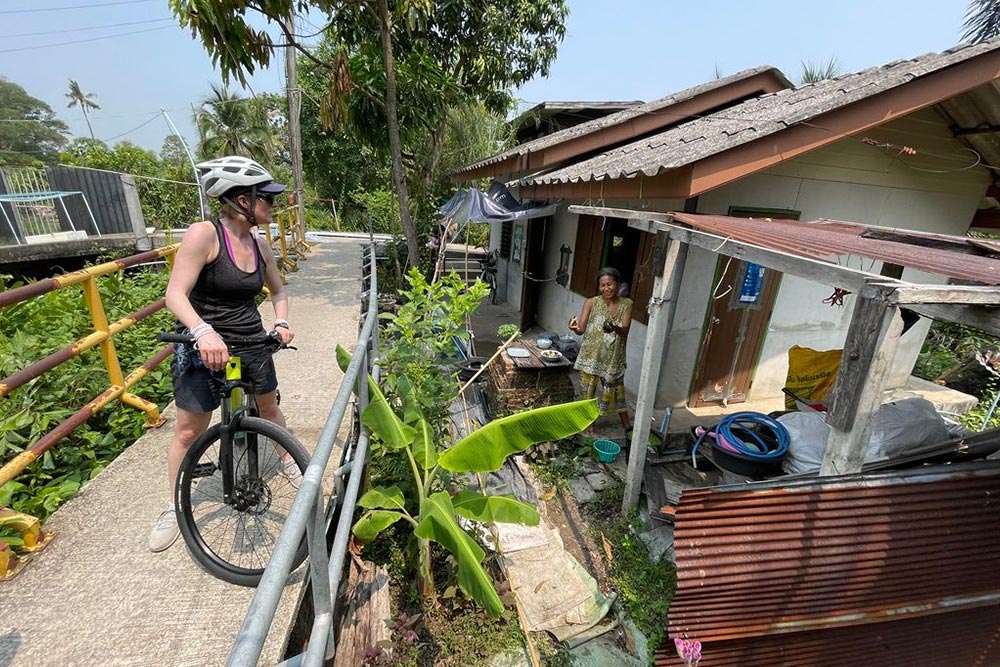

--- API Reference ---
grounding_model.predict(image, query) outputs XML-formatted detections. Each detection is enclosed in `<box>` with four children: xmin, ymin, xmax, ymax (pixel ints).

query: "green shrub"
<box><xmin>0</xmin><ymin>267</ymin><xmax>174</xmax><ymax>521</ymax></box>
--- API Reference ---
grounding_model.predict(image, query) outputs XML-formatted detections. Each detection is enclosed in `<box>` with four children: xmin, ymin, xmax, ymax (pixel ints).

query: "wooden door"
<box><xmin>688</xmin><ymin>207</ymin><xmax>797</xmax><ymax>407</ymax></box>
<box><xmin>519</xmin><ymin>218</ymin><xmax>547</xmax><ymax>331</ymax></box>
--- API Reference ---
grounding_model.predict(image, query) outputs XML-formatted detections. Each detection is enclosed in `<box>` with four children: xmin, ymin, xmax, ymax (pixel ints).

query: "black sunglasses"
<box><xmin>258</xmin><ymin>193</ymin><xmax>276</xmax><ymax>205</ymax></box>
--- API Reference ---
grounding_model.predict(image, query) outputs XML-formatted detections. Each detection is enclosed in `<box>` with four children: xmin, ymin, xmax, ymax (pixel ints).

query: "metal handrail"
<box><xmin>228</xmin><ymin>242</ymin><xmax>379</xmax><ymax>667</ymax></box>
<box><xmin>0</xmin><ymin>244</ymin><xmax>180</xmax><ymax>487</ymax></box>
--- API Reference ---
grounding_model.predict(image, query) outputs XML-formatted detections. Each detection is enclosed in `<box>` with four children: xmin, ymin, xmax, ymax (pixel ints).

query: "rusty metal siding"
<box><xmin>656</xmin><ymin>463</ymin><xmax>1000</xmax><ymax>666</ymax></box>
<box><xmin>671</xmin><ymin>212</ymin><xmax>1000</xmax><ymax>285</ymax></box>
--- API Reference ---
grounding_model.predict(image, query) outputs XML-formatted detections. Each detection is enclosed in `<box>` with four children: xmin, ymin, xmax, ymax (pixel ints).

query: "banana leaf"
<box><xmin>358</xmin><ymin>485</ymin><xmax>406</xmax><ymax>511</ymax></box>
<box><xmin>411</xmin><ymin>418</ymin><xmax>438</xmax><ymax>470</ymax></box>
<box><xmin>439</xmin><ymin>399</ymin><xmax>599</xmax><ymax>473</ymax></box>
<box><xmin>336</xmin><ymin>344</ymin><xmax>415</xmax><ymax>450</ymax></box>
<box><xmin>394</xmin><ymin>375</ymin><xmax>423</xmax><ymax>425</ymax></box>
<box><xmin>353</xmin><ymin>510</ymin><xmax>403</xmax><ymax>543</ymax></box>
<box><xmin>415</xmin><ymin>492</ymin><xmax>503</xmax><ymax>618</ymax></box>
<box><xmin>452</xmin><ymin>490</ymin><xmax>540</xmax><ymax>526</ymax></box>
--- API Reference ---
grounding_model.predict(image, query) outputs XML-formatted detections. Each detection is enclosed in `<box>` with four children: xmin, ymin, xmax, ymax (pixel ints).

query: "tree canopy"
<box><xmin>169</xmin><ymin>0</ymin><xmax>569</xmax><ymax>267</ymax></box>
<box><xmin>0</xmin><ymin>78</ymin><xmax>69</xmax><ymax>167</ymax></box>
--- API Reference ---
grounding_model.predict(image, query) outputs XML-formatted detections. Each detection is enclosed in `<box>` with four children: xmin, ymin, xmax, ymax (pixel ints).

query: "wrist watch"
<box><xmin>274</xmin><ymin>319</ymin><xmax>290</xmax><ymax>330</ymax></box>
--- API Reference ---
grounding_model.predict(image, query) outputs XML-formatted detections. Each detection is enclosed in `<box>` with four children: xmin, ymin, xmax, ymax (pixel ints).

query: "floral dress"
<box><xmin>574</xmin><ymin>297</ymin><xmax>631</xmax><ymax>415</ymax></box>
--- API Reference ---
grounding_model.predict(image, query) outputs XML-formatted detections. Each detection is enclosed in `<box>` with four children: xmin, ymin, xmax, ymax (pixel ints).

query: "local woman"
<box><xmin>569</xmin><ymin>267</ymin><xmax>633</xmax><ymax>430</ymax></box>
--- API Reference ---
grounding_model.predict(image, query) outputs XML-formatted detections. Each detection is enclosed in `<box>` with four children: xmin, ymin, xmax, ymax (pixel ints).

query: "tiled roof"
<box><xmin>453</xmin><ymin>66</ymin><xmax>789</xmax><ymax>176</ymax></box>
<box><xmin>526</xmin><ymin>38</ymin><xmax>1000</xmax><ymax>186</ymax></box>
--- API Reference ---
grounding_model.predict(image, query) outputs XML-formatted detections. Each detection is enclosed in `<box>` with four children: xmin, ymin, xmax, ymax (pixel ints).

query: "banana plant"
<box><xmin>337</xmin><ymin>345</ymin><xmax>598</xmax><ymax>617</ymax></box>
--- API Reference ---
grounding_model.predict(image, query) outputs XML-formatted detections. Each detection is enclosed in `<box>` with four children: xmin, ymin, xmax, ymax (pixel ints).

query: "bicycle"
<box><xmin>477</xmin><ymin>248</ymin><xmax>499</xmax><ymax>304</ymax></box>
<box><xmin>156</xmin><ymin>330</ymin><xmax>310</xmax><ymax>587</ymax></box>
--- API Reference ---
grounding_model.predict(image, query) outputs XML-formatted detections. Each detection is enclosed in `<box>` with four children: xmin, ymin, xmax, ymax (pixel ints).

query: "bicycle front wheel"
<box><xmin>175</xmin><ymin>416</ymin><xmax>310</xmax><ymax>587</ymax></box>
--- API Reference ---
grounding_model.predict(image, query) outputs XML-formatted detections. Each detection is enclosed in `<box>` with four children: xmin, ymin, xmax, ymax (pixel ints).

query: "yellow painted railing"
<box><xmin>264</xmin><ymin>203</ymin><xmax>312</xmax><ymax>281</ymax></box>
<box><xmin>0</xmin><ymin>244</ymin><xmax>180</xmax><ymax>487</ymax></box>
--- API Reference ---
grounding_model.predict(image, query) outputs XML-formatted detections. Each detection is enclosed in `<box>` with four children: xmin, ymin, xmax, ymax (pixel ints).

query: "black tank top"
<box><xmin>182</xmin><ymin>220</ymin><xmax>266</xmax><ymax>339</ymax></box>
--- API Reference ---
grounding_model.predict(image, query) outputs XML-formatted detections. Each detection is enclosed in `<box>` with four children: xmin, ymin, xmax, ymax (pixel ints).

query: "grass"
<box><xmin>588</xmin><ymin>482</ymin><xmax>677</xmax><ymax>664</ymax></box>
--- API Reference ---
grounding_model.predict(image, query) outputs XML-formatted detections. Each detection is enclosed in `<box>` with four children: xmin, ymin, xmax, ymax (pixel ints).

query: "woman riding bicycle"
<box><xmin>149</xmin><ymin>155</ymin><xmax>299</xmax><ymax>553</ymax></box>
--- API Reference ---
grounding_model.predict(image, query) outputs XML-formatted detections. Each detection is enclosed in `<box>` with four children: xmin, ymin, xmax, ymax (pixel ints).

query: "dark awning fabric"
<box><xmin>439</xmin><ymin>184</ymin><xmax>556</xmax><ymax>227</ymax></box>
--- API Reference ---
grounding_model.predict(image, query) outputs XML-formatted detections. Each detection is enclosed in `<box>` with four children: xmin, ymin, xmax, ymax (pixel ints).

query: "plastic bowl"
<box><xmin>593</xmin><ymin>439</ymin><xmax>622</xmax><ymax>463</ymax></box>
<box><xmin>536</xmin><ymin>338</ymin><xmax>553</xmax><ymax>349</ymax></box>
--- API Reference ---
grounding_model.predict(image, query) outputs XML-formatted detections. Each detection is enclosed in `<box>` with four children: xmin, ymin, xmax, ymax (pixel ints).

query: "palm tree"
<box><xmin>963</xmin><ymin>0</ymin><xmax>1000</xmax><ymax>43</ymax></box>
<box><xmin>65</xmin><ymin>79</ymin><xmax>100</xmax><ymax>139</ymax></box>
<box><xmin>799</xmin><ymin>57</ymin><xmax>843</xmax><ymax>85</ymax></box>
<box><xmin>193</xmin><ymin>83</ymin><xmax>282</xmax><ymax>163</ymax></box>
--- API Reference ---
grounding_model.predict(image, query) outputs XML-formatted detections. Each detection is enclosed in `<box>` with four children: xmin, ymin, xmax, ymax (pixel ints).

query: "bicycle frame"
<box><xmin>217</xmin><ymin>355</ymin><xmax>261</xmax><ymax>507</ymax></box>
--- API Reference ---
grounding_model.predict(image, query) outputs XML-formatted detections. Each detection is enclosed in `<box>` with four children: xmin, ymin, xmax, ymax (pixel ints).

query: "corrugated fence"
<box><xmin>656</xmin><ymin>462</ymin><xmax>1000</xmax><ymax>666</ymax></box>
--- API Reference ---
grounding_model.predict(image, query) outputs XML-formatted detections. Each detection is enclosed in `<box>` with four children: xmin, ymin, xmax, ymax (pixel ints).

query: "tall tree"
<box><xmin>0</xmin><ymin>78</ymin><xmax>69</xmax><ymax>166</ymax></box>
<box><xmin>169</xmin><ymin>0</ymin><xmax>567</xmax><ymax>268</ymax></box>
<box><xmin>193</xmin><ymin>83</ymin><xmax>283</xmax><ymax>163</ymax></box>
<box><xmin>963</xmin><ymin>0</ymin><xmax>1000</xmax><ymax>42</ymax></box>
<box><xmin>65</xmin><ymin>79</ymin><xmax>100</xmax><ymax>140</ymax></box>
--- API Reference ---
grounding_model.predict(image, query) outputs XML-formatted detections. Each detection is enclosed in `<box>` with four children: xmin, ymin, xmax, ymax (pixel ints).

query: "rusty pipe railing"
<box><xmin>0</xmin><ymin>244</ymin><xmax>180</xmax><ymax>487</ymax></box>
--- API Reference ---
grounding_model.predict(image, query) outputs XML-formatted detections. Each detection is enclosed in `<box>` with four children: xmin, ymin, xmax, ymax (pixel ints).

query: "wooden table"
<box><xmin>506</xmin><ymin>337</ymin><xmax>574</xmax><ymax>370</ymax></box>
<box><xmin>489</xmin><ymin>338</ymin><xmax>575</xmax><ymax>415</ymax></box>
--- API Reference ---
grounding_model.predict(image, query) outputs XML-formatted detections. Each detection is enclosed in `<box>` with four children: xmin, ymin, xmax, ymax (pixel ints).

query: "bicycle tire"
<box><xmin>175</xmin><ymin>416</ymin><xmax>310</xmax><ymax>587</ymax></box>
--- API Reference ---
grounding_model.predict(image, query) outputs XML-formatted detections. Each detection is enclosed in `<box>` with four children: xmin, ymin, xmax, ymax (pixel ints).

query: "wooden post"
<box><xmin>622</xmin><ymin>232</ymin><xmax>688</xmax><ymax>513</ymax></box>
<box><xmin>821</xmin><ymin>283</ymin><xmax>903</xmax><ymax>475</ymax></box>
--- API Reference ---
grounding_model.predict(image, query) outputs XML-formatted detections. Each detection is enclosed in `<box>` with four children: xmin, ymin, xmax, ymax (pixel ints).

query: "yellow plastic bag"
<box><xmin>784</xmin><ymin>346</ymin><xmax>842</xmax><ymax>410</ymax></box>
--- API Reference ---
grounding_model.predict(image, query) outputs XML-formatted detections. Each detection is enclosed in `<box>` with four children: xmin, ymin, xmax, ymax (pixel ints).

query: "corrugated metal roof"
<box><xmin>453</xmin><ymin>66</ymin><xmax>790</xmax><ymax>176</ymax></box>
<box><xmin>527</xmin><ymin>38</ymin><xmax>1000</xmax><ymax>185</ymax></box>
<box><xmin>671</xmin><ymin>212</ymin><xmax>1000</xmax><ymax>285</ymax></box>
<box><xmin>655</xmin><ymin>462</ymin><xmax>1000</xmax><ymax>667</ymax></box>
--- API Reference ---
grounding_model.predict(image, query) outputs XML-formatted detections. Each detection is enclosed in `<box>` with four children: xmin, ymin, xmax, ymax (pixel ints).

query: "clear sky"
<box><xmin>0</xmin><ymin>0</ymin><xmax>974</xmax><ymax>157</ymax></box>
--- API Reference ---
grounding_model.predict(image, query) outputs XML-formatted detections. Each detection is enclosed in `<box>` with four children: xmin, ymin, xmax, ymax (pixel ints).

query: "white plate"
<box><xmin>507</xmin><ymin>347</ymin><xmax>530</xmax><ymax>358</ymax></box>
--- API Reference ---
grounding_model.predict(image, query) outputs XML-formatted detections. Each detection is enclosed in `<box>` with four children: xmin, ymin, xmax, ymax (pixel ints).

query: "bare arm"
<box><xmin>569</xmin><ymin>298</ymin><xmax>594</xmax><ymax>334</ymax></box>
<box><xmin>257</xmin><ymin>236</ymin><xmax>295</xmax><ymax>345</ymax></box>
<box><xmin>165</xmin><ymin>221</ymin><xmax>229</xmax><ymax>370</ymax></box>
<box><xmin>616</xmin><ymin>302</ymin><xmax>633</xmax><ymax>337</ymax></box>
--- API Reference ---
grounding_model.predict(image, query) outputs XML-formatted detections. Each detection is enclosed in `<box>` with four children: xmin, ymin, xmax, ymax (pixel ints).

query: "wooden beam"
<box><xmin>821</xmin><ymin>284</ymin><xmax>903</xmax><ymax>475</ymax></box>
<box><xmin>622</xmin><ymin>233</ymin><xmax>688</xmax><ymax>513</ymax></box>
<box><xmin>905</xmin><ymin>302</ymin><xmax>1000</xmax><ymax>338</ymax></box>
<box><xmin>886</xmin><ymin>284</ymin><xmax>1000</xmax><ymax>305</ymax></box>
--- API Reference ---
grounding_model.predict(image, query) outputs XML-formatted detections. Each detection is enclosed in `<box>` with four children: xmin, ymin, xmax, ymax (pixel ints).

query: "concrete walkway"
<box><xmin>0</xmin><ymin>237</ymin><xmax>366</xmax><ymax>667</ymax></box>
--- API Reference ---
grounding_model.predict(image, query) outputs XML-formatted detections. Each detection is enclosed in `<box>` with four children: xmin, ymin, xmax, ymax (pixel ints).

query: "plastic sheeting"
<box><xmin>439</xmin><ymin>183</ymin><xmax>557</xmax><ymax>229</ymax></box>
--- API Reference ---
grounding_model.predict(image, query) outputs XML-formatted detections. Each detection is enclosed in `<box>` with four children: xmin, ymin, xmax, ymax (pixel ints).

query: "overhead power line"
<box><xmin>7</xmin><ymin>16</ymin><xmax>173</xmax><ymax>38</ymax></box>
<box><xmin>0</xmin><ymin>25</ymin><xmax>173</xmax><ymax>54</ymax></box>
<box><xmin>0</xmin><ymin>0</ymin><xmax>156</xmax><ymax>14</ymax></box>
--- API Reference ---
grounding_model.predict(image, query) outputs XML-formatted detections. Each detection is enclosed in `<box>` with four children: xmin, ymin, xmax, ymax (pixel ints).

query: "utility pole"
<box><xmin>284</xmin><ymin>12</ymin><xmax>306</xmax><ymax>233</ymax></box>
<box><xmin>160</xmin><ymin>108</ymin><xmax>209</xmax><ymax>220</ymax></box>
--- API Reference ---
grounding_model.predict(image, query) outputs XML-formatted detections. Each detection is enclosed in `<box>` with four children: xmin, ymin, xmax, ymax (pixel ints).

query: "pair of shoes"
<box><xmin>148</xmin><ymin>506</ymin><xmax>179</xmax><ymax>552</ymax></box>
<box><xmin>279</xmin><ymin>458</ymin><xmax>302</xmax><ymax>490</ymax></box>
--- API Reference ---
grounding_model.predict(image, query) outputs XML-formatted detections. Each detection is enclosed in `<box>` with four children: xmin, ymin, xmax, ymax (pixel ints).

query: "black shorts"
<box><xmin>170</xmin><ymin>343</ymin><xmax>279</xmax><ymax>413</ymax></box>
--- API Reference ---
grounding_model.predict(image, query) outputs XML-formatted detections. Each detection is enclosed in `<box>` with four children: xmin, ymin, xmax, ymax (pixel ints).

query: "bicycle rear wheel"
<box><xmin>175</xmin><ymin>416</ymin><xmax>310</xmax><ymax>587</ymax></box>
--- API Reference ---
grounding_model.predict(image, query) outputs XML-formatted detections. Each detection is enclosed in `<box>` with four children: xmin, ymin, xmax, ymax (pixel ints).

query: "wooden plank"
<box><xmin>821</xmin><ymin>285</ymin><xmax>903</xmax><ymax>475</ymax></box>
<box><xmin>886</xmin><ymin>284</ymin><xmax>1000</xmax><ymax>305</ymax></box>
<box><xmin>905</xmin><ymin>302</ymin><xmax>1000</xmax><ymax>338</ymax></box>
<box><xmin>332</xmin><ymin>559</ymin><xmax>392</xmax><ymax>667</ymax></box>
<box><xmin>568</xmin><ymin>205</ymin><xmax>886</xmax><ymax>291</ymax></box>
<box><xmin>623</xmin><ymin>233</ymin><xmax>688</xmax><ymax>512</ymax></box>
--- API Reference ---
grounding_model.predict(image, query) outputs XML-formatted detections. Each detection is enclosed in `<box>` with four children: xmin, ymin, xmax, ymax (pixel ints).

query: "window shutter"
<box><xmin>630</xmin><ymin>232</ymin><xmax>655</xmax><ymax>324</ymax></box>
<box><xmin>499</xmin><ymin>220</ymin><xmax>513</xmax><ymax>259</ymax></box>
<box><xmin>570</xmin><ymin>215</ymin><xmax>605</xmax><ymax>296</ymax></box>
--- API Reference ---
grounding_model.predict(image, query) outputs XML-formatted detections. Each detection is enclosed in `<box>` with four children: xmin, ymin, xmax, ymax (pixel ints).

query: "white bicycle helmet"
<box><xmin>195</xmin><ymin>155</ymin><xmax>285</xmax><ymax>198</ymax></box>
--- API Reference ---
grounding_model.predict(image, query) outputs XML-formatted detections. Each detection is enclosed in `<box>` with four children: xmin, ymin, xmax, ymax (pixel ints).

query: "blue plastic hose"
<box><xmin>694</xmin><ymin>411</ymin><xmax>790</xmax><ymax>461</ymax></box>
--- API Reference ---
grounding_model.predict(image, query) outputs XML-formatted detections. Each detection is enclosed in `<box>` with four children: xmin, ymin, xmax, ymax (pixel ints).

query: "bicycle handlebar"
<box><xmin>156</xmin><ymin>330</ymin><xmax>291</xmax><ymax>350</ymax></box>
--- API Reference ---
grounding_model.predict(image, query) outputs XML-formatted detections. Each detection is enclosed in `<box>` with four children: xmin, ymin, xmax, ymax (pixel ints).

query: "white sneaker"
<box><xmin>148</xmin><ymin>506</ymin><xmax>179</xmax><ymax>552</ymax></box>
<box><xmin>279</xmin><ymin>458</ymin><xmax>302</xmax><ymax>490</ymax></box>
